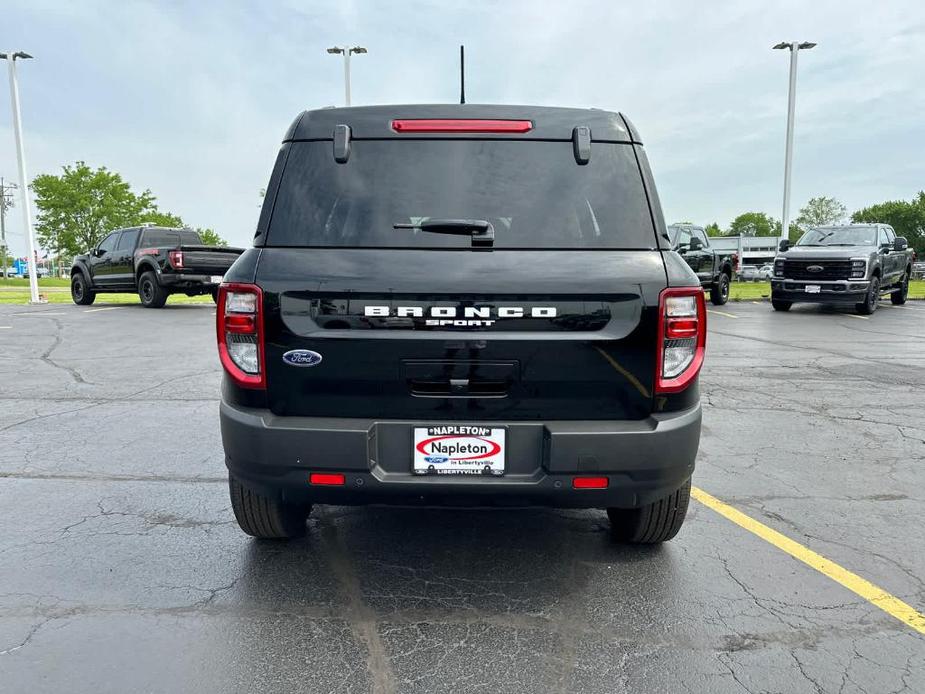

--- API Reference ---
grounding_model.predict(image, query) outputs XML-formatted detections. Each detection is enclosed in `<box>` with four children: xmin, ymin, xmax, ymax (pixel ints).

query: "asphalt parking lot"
<box><xmin>0</xmin><ymin>299</ymin><xmax>923</xmax><ymax>693</ymax></box>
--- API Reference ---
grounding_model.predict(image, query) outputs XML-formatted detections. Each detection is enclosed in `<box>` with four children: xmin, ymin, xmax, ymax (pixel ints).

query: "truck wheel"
<box><xmin>710</xmin><ymin>273</ymin><xmax>730</xmax><ymax>305</ymax></box>
<box><xmin>891</xmin><ymin>272</ymin><xmax>909</xmax><ymax>305</ymax></box>
<box><xmin>607</xmin><ymin>478</ymin><xmax>691</xmax><ymax>544</ymax></box>
<box><xmin>229</xmin><ymin>475</ymin><xmax>311</xmax><ymax>539</ymax></box>
<box><xmin>856</xmin><ymin>277</ymin><xmax>880</xmax><ymax>315</ymax></box>
<box><xmin>138</xmin><ymin>271</ymin><xmax>168</xmax><ymax>308</ymax></box>
<box><xmin>70</xmin><ymin>273</ymin><xmax>96</xmax><ymax>306</ymax></box>
<box><xmin>771</xmin><ymin>299</ymin><xmax>792</xmax><ymax>311</ymax></box>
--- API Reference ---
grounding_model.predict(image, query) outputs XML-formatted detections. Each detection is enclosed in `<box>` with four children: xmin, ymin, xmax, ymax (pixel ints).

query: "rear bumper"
<box><xmin>219</xmin><ymin>401</ymin><xmax>701</xmax><ymax>509</ymax></box>
<box><xmin>771</xmin><ymin>279</ymin><xmax>869</xmax><ymax>304</ymax></box>
<box><xmin>158</xmin><ymin>273</ymin><xmax>220</xmax><ymax>292</ymax></box>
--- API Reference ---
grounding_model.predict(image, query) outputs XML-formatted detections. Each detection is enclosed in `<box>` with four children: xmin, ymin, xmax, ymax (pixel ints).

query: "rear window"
<box><xmin>266</xmin><ymin>140</ymin><xmax>656</xmax><ymax>249</ymax></box>
<box><xmin>142</xmin><ymin>229</ymin><xmax>202</xmax><ymax>246</ymax></box>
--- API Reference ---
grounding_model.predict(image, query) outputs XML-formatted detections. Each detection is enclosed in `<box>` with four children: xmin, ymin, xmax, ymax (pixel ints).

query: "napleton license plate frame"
<box><xmin>412</xmin><ymin>425</ymin><xmax>506</xmax><ymax>477</ymax></box>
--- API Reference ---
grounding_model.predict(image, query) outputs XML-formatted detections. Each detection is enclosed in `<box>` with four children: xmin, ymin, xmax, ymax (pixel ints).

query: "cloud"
<box><xmin>1</xmin><ymin>0</ymin><xmax>922</xmax><ymax>255</ymax></box>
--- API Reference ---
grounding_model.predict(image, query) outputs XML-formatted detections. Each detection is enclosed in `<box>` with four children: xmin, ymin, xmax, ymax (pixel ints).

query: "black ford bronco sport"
<box><xmin>218</xmin><ymin>105</ymin><xmax>705</xmax><ymax>543</ymax></box>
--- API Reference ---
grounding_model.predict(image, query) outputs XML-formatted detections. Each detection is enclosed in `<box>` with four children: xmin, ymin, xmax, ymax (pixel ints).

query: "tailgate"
<box><xmin>178</xmin><ymin>246</ymin><xmax>244</xmax><ymax>274</ymax></box>
<box><xmin>258</xmin><ymin>248</ymin><xmax>666</xmax><ymax>421</ymax></box>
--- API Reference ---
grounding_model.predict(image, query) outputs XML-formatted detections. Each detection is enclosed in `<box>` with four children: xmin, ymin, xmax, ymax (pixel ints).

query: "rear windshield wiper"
<box><xmin>393</xmin><ymin>219</ymin><xmax>494</xmax><ymax>248</ymax></box>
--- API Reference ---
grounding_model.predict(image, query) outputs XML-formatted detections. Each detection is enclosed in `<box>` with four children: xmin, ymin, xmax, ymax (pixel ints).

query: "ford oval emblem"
<box><xmin>807</xmin><ymin>265</ymin><xmax>824</xmax><ymax>273</ymax></box>
<box><xmin>282</xmin><ymin>349</ymin><xmax>323</xmax><ymax>367</ymax></box>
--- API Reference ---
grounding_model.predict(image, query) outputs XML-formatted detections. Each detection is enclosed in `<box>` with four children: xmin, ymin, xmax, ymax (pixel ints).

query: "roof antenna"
<box><xmin>459</xmin><ymin>45</ymin><xmax>466</xmax><ymax>104</ymax></box>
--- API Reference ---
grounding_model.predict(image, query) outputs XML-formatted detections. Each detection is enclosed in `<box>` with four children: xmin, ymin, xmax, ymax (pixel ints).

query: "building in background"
<box><xmin>710</xmin><ymin>236</ymin><xmax>783</xmax><ymax>269</ymax></box>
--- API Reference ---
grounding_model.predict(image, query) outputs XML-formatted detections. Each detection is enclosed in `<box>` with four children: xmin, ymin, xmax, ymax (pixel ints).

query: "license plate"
<box><xmin>805</xmin><ymin>285</ymin><xmax>821</xmax><ymax>294</ymax></box>
<box><xmin>413</xmin><ymin>426</ymin><xmax>505</xmax><ymax>476</ymax></box>
<box><xmin>210</xmin><ymin>275</ymin><xmax>224</xmax><ymax>284</ymax></box>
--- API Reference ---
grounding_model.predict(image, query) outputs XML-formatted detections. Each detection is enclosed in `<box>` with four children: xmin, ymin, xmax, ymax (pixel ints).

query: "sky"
<box><xmin>1</xmin><ymin>0</ymin><xmax>923</xmax><ymax>256</ymax></box>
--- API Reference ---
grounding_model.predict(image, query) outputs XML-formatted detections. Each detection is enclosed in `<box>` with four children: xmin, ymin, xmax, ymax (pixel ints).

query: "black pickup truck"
<box><xmin>71</xmin><ymin>226</ymin><xmax>243</xmax><ymax>307</ymax></box>
<box><xmin>771</xmin><ymin>224</ymin><xmax>913</xmax><ymax>314</ymax></box>
<box><xmin>217</xmin><ymin>105</ymin><xmax>706</xmax><ymax>544</ymax></box>
<box><xmin>667</xmin><ymin>224</ymin><xmax>734</xmax><ymax>305</ymax></box>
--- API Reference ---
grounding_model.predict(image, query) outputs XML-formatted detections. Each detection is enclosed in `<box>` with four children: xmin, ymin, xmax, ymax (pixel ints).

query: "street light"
<box><xmin>1</xmin><ymin>50</ymin><xmax>42</xmax><ymax>303</ymax></box>
<box><xmin>773</xmin><ymin>41</ymin><xmax>816</xmax><ymax>246</ymax></box>
<box><xmin>326</xmin><ymin>45</ymin><xmax>367</xmax><ymax>106</ymax></box>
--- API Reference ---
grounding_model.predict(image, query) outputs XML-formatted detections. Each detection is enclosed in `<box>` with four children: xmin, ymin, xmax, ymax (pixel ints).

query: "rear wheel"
<box><xmin>138</xmin><ymin>271</ymin><xmax>168</xmax><ymax>308</ymax></box>
<box><xmin>771</xmin><ymin>298</ymin><xmax>792</xmax><ymax>311</ymax></box>
<box><xmin>229</xmin><ymin>475</ymin><xmax>311</xmax><ymax>539</ymax></box>
<box><xmin>710</xmin><ymin>273</ymin><xmax>730</xmax><ymax>305</ymax></box>
<box><xmin>891</xmin><ymin>271</ymin><xmax>909</xmax><ymax>305</ymax></box>
<box><xmin>70</xmin><ymin>273</ymin><xmax>96</xmax><ymax>306</ymax></box>
<box><xmin>856</xmin><ymin>276</ymin><xmax>880</xmax><ymax>315</ymax></box>
<box><xmin>607</xmin><ymin>478</ymin><xmax>691</xmax><ymax>544</ymax></box>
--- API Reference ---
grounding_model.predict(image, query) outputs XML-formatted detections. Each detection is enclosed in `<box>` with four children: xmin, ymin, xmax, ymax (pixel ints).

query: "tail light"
<box><xmin>168</xmin><ymin>250</ymin><xmax>184</xmax><ymax>269</ymax></box>
<box><xmin>656</xmin><ymin>287</ymin><xmax>706</xmax><ymax>394</ymax></box>
<box><xmin>217</xmin><ymin>283</ymin><xmax>265</xmax><ymax>389</ymax></box>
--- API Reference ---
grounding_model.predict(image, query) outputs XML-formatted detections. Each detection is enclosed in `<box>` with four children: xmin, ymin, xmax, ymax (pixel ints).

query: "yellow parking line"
<box><xmin>692</xmin><ymin>486</ymin><xmax>925</xmax><ymax>635</ymax></box>
<box><xmin>845</xmin><ymin>314</ymin><xmax>869</xmax><ymax>320</ymax></box>
<box><xmin>706</xmin><ymin>309</ymin><xmax>737</xmax><ymax>319</ymax></box>
<box><xmin>83</xmin><ymin>306</ymin><xmax>123</xmax><ymax>313</ymax></box>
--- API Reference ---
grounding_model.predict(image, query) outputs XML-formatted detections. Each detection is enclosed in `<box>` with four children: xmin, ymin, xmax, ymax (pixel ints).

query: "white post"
<box><xmin>780</xmin><ymin>43</ymin><xmax>799</xmax><ymax>246</ymax></box>
<box><xmin>343</xmin><ymin>49</ymin><xmax>351</xmax><ymax>106</ymax></box>
<box><xmin>6</xmin><ymin>53</ymin><xmax>41</xmax><ymax>303</ymax></box>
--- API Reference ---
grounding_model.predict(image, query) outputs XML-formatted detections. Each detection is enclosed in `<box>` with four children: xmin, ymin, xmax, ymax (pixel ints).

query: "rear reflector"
<box><xmin>572</xmin><ymin>476</ymin><xmax>609</xmax><ymax>489</ymax></box>
<box><xmin>391</xmin><ymin>119</ymin><xmax>533</xmax><ymax>133</ymax></box>
<box><xmin>309</xmin><ymin>473</ymin><xmax>346</xmax><ymax>486</ymax></box>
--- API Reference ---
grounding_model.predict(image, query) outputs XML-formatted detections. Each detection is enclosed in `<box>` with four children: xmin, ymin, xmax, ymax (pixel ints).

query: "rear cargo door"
<box><xmin>257</xmin><ymin>137</ymin><xmax>666</xmax><ymax>421</ymax></box>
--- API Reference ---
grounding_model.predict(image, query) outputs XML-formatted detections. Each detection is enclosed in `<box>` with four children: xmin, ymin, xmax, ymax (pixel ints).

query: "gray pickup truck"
<box><xmin>771</xmin><ymin>224</ymin><xmax>913</xmax><ymax>315</ymax></box>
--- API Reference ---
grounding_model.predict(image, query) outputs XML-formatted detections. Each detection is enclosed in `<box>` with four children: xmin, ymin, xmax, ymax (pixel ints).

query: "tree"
<box><xmin>852</xmin><ymin>192</ymin><xmax>925</xmax><ymax>255</ymax></box>
<box><xmin>705</xmin><ymin>222</ymin><xmax>723</xmax><ymax>237</ymax></box>
<box><xmin>32</xmin><ymin>162</ymin><xmax>168</xmax><ymax>258</ymax></box>
<box><xmin>196</xmin><ymin>228</ymin><xmax>228</xmax><ymax>246</ymax></box>
<box><xmin>795</xmin><ymin>196</ymin><xmax>847</xmax><ymax>229</ymax></box>
<box><xmin>31</xmin><ymin>161</ymin><xmax>201</xmax><ymax>259</ymax></box>
<box><xmin>139</xmin><ymin>210</ymin><xmax>184</xmax><ymax>228</ymax></box>
<box><xmin>728</xmin><ymin>212</ymin><xmax>782</xmax><ymax>238</ymax></box>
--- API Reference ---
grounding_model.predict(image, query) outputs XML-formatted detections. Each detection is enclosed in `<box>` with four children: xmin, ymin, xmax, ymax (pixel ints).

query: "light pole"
<box><xmin>773</xmin><ymin>41</ymin><xmax>816</xmax><ymax>246</ymax></box>
<box><xmin>0</xmin><ymin>177</ymin><xmax>17</xmax><ymax>279</ymax></box>
<box><xmin>1</xmin><ymin>50</ymin><xmax>41</xmax><ymax>303</ymax></box>
<box><xmin>326</xmin><ymin>46</ymin><xmax>367</xmax><ymax>106</ymax></box>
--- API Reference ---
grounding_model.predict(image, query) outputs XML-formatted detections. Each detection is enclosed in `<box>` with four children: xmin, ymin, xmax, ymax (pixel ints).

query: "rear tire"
<box><xmin>771</xmin><ymin>298</ymin><xmax>792</xmax><ymax>311</ymax></box>
<box><xmin>856</xmin><ymin>276</ymin><xmax>880</xmax><ymax>315</ymax></box>
<box><xmin>607</xmin><ymin>478</ymin><xmax>691</xmax><ymax>544</ymax></box>
<box><xmin>710</xmin><ymin>273</ymin><xmax>730</xmax><ymax>305</ymax></box>
<box><xmin>229</xmin><ymin>475</ymin><xmax>311</xmax><ymax>539</ymax></box>
<box><xmin>70</xmin><ymin>273</ymin><xmax>96</xmax><ymax>306</ymax></box>
<box><xmin>138</xmin><ymin>271</ymin><xmax>168</xmax><ymax>308</ymax></box>
<box><xmin>891</xmin><ymin>271</ymin><xmax>909</xmax><ymax>305</ymax></box>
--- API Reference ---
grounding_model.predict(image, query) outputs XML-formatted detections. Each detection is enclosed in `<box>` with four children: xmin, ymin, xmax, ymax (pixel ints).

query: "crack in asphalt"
<box><xmin>39</xmin><ymin>317</ymin><xmax>90</xmax><ymax>384</ymax></box>
<box><xmin>318</xmin><ymin>509</ymin><xmax>398</xmax><ymax>694</ymax></box>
